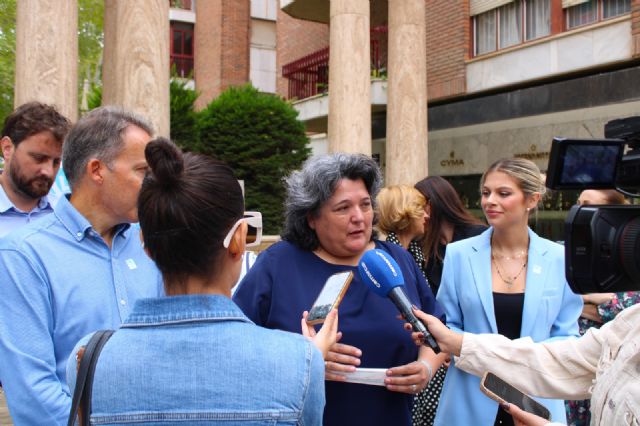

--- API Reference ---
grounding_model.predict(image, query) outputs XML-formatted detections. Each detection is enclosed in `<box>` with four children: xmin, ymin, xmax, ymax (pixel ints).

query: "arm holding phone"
<box><xmin>301</xmin><ymin>309</ymin><xmax>339</xmax><ymax>359</ymax></box>
<box><xmin>408</xmin><ymin>308</ymin><xmax>600</xmax><ymax>400</ymax></box>
<box><xmin>407</xmin><ymin>307</ymin><xmax>640</xmax><ymax>425</ymax></box>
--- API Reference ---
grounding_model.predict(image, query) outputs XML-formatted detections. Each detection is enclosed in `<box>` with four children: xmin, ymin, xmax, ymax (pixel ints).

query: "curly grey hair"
<box><xmin>63</xmin><ymin>106</ymin><xmax>153</xmax><ymax>189</ymax></box>
<box><xmin>282</xmin><ymin>152</ymin><xmax>383</xmax><ymax>250</ymax></box>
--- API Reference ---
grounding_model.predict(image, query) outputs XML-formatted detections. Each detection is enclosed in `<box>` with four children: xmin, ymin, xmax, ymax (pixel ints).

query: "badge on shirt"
<box><xmin>126</xmin><ymin>259</ymin><xmax>137</xmax><ymax>270</ymax></box>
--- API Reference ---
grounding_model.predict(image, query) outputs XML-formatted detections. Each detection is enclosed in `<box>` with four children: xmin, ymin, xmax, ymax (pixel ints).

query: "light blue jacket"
<box><xmin>67</xmin><ymin>295</ymin><xmax>325</xmax><ymax>426</ymax></box>
<box><xmin>434</xmin><ymin>228</ymin><xmax>582</xmax><ymax>426</ymax></box>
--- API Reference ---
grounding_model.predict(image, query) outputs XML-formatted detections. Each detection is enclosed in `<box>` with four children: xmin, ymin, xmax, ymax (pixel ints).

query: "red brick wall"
<box><xmin>276</xmin><ymin>10</ymin><xmax>329</xmax><ymax>98</ymax></box>
<box><xmin>195</xmin><ymin>0</ymin><xmax>250</xmax><ymax>109</ymax></box>
<box><xmin>220</xmin><ymin>0</ymin><xmax>250</xmax><ymax>89</ymax></box>
<box><xmin>425</xmin><ymin>0</ymin><xmax>469</xmax><ymax>101</ymax></box>
<box><xmin>633</xmin><ymin>0</ymin><xmax>640</xmax><ymax>57</ymax></box>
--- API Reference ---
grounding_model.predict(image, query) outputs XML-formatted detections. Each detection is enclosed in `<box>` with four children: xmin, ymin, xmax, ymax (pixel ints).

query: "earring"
<box><xmin>526</xmin><ymin>207</ymin><xmax>531</xmax><ymax>212</ymax></box>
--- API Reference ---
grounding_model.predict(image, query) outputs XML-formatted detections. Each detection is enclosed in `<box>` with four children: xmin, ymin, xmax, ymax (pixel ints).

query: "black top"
<box><xmin>425</xmin><ymin>223</ymin><xmax>486</xmax><ymax>294</ymax></box>
<box><xmin>493</xmin><ymin>292</ymin><xmax>525</xmax><ymax>426</ymax></box>
<box><xmin>493</xmin><ymin>292</ymin><xmax>525</xmax><ymax>340</ymax></box>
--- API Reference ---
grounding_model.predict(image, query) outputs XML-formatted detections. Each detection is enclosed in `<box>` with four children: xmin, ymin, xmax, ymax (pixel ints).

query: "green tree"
<box><xmin>198</xmin><ymin>85</ymin><xmax>311</xmax><ymax>235</ymax></box>
<box><xmin>0</xmin><ymin>0</ymin><xmax>104</xmax><ymax>124</ymax></box>
<box><xmin>170</xmin><ymin>77</ymin><xmax>199</xmax><ymax>152</ymax></box>
<box><xmin>0</xmin><ymin>0</ymin><xmax>16</xmax><ymax>124</ymax></box>
<box><xmin>78</xmin><ymin>0</ymin><xmax>104</xmax><ymax>87</ymax></box>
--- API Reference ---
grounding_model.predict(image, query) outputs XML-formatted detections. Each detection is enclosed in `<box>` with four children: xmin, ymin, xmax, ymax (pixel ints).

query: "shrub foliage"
<box><xmin>198</xmin><ymin>85</ymin><xmax>310</xmax><ymax>234</ymax></box>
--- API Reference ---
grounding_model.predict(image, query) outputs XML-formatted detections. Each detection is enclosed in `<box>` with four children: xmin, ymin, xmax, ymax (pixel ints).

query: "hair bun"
<box><xmin>145</xmin><ymin>137</ymin><xmax>184</xmax><ymax>186</ymax></box>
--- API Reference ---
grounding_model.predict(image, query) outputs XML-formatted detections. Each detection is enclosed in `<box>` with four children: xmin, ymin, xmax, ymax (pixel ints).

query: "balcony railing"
<box><xmin>282</xmin><ymin>26</ymin><xmax>388</xmax><ymax>100</ymax></box>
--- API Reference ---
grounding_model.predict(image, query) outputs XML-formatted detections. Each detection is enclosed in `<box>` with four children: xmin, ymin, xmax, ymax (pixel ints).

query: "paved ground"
<box><xmin>0</xmin><ymin>389</ymin><xmax>13</xmax><ymax>426</ymax></box>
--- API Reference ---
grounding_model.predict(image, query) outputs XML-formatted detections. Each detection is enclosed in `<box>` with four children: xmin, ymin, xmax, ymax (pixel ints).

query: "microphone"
<box><xmin>358</xmin><ymin>249</ymin><xmax>441</xmax><ymax>354</ymax></box>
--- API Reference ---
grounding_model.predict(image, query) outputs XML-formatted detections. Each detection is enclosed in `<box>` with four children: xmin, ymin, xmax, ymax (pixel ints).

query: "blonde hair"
<box><xmin>481</xmin><ymin>158</ymin><xmax>546</xmax><ymax>210</ymax></box>
<box><xmin>376</xmin><ymin>185</ymin><xmax>426</xmax><ymax>234</ymax></box>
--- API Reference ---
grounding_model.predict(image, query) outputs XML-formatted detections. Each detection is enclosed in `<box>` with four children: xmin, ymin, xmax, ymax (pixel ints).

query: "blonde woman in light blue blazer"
<box><xmin>433</xmin><ymin>158</ymin><xmax>582</xmax><ymax>426</ymax></box>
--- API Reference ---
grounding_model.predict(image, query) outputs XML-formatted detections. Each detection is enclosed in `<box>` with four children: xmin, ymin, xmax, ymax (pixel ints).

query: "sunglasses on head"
<box><xmin>223</xmin><ymin>211</ymin><xmax>263</xmax><ymax>248</ymax></box>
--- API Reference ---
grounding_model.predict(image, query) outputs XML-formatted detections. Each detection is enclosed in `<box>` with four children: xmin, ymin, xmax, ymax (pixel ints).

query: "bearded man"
<box><xmin>0</xmin><ymin>102</ymin><xmax>71</xmax><ymax>237</ymax></box>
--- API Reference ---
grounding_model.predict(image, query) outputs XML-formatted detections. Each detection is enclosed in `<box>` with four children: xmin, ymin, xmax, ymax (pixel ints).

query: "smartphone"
<box><xmin>480</xmin><ymin>372</ymin><xmax>552</xmax><ymax>421</ymax></box>
<box><xmin>306</xmin><ymin>271</ymin><xmax>353</xmax><ymax>325</ymax></box>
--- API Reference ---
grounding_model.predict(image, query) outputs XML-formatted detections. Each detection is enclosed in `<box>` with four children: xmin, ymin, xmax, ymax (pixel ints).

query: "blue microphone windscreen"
<box><xmin>358</xmin><ymin>249</ymin><xmax>405</xmax><ymax>297</ymax></box>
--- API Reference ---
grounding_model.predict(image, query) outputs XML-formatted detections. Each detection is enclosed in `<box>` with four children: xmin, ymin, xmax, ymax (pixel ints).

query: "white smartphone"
<box><xmin>480</xmin><ymin>372</ymin><xmax>552</xmax><ymax>421</ymax></box>
<box><xmin>306</xmin><ymin>271</ymin><xmax>353</xmax><ymax>325</ymax></box>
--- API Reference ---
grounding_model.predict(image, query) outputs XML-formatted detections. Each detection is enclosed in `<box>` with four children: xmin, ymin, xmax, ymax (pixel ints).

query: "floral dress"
<box><xmin>385</xmin><ymin>233</ymin><xmax>446</xmax><ymax>426</ymax></box>
<box><xmin>565</xmin><ymin>291</ymin><xmax>640</xmax><ymax>425</ymax></box>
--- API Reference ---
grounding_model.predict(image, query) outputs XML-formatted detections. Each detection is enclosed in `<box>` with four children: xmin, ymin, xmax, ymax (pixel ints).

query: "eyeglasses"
<box><xmin>223</xmin><ymin>211</ymin><xmax>263</xmax><ymax>249</ymax></box>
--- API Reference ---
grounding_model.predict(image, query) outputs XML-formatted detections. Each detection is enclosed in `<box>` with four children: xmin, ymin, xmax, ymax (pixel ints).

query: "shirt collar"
<box><xmin>122</xmin><ymin>295</ymin><xmax>252</xmax><ymax>328</ymax></box>
<box><xmin>54</xmin><ymin>194</ymin><xmax>131</xmax><ymax>242</ymax></box>
<box><xmin>0</xmin><ymin>182</ymin><xmax>51</xmax><ymax>214</ymax></box>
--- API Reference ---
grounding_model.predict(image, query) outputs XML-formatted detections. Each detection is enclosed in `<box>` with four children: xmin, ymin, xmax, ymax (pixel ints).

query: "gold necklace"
<box><xmin>492</xmin><ymin>255</ymin><xmax>527</xmax><ymax>288</ymax></box>
<box><xmin>491</xmin><ymin>250</ymin><xmax>527</xmax><ymax>261</ymax></box>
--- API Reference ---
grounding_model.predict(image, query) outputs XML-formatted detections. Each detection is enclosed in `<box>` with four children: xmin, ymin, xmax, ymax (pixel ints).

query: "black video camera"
<box><xmin>546</xmin><ymin>117</ymin><xmax>640</xmax><ymax>294</ymax></box>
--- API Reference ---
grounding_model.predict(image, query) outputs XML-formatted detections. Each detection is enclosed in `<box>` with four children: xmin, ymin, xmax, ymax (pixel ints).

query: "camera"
<box><xmin>546</xmin><ymin>117</ymin><xmax>640</xmax><ymax>294</ymax></box>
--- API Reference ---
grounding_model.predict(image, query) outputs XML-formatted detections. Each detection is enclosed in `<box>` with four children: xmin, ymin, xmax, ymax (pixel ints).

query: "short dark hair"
<box><xmin>62</xmin><ymin>106</ymin><xmax>153</xmax><ymax>189</ymax></box>
<box><xmin>138</xmin><ymin>137</ymin><xmax>244</xmax><ymax>290</ymax></box>
<box><xmin>282</xmin><ymin>153</ymin><xmax>382</xmax><ymax>251</ymax></box>
<box><xmin>2</xmin><ymin>102</ymin><xmax>71</xmax><ymax>146</ymax></box>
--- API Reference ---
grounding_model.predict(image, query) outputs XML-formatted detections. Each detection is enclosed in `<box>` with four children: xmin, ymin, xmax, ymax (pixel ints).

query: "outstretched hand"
<box><xmin>403</xmin><ymin>308</ymin><xmax>463</xmax><ymax>356</ymax></box>
<box><xmin>301</xmin><ymin>309</ymin><xmax>339</xmax><ymax>359</ymax></box>
<box><xmin>501</xmin><ymin>403</ymin><xmax>551</xmax><ymax>426</ymax></box>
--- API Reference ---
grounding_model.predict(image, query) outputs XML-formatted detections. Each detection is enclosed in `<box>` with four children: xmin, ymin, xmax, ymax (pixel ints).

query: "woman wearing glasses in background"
<box><xmin>67</xmin><ymin>138</ymin><xmax>337</xmax><ymax>425</ymax></box>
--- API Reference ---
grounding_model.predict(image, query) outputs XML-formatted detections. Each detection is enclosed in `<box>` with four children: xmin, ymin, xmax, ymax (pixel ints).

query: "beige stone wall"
<box><xmin>385</xmin><ymin>0</ymin><xmax>428</xmax><ymax>184</ymax></box>
<box><xmin>328</xmin><ymin>0</ymin><xmax>371</xmax><ymax>154</ymax></box>
<box><xmin>15</xmin><ymin>0</ymin><xmax>78</xmax><ymax>122</ymax></box>
<box><xmin>103</xmin><ymin>0</ymin><xmax>170</xmax><ymax>136</ymax></box>
<box><xmin>428</xmin><ymin>101</ymin><xmax>640</xmax><ymax>176</ymax></box>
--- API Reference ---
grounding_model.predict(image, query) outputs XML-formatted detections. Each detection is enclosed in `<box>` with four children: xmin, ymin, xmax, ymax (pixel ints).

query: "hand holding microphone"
<box><xmin>358</xmin><ymin>249</ymin><xmax>441</xmax><ymax>354</ymax></box>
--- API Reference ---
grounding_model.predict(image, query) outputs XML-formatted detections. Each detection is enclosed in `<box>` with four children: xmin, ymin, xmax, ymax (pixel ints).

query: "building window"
<box><xmin>474</xmin><ymin>0</ymin><xmax>550</xmax><ymax>56</ymax></box>
<box><xmin>525</xmin><ymin>0</ymin><xmax>551</xmax><ymax>40</ymax></box>
<box><xmin>566</xmin><ymin>1</ymin><xmax>598</xmax><ymax>28</ymax></box>
<box><xmin>603</xmin><ymin>0</ymin><xmax>631</xmax><ymax>18</ymax></box>
<box><xmin>566</xmin><ymin>0</ymin><xmax>630</xmax><ymax>29</ymax></box>
<box><xmin>170</xmin><ymin>22</ymin><xmax>194</xmax><ymax>78</ymax></box>
<box><xmin>500</xmin><ymin>2</ymin><xmax>523</xmax><ymax>49</ymax></box>
<box><xmin>476</xmin><ymin>9</ymin><xmax>497</xmax><ymax>54</ymax></box>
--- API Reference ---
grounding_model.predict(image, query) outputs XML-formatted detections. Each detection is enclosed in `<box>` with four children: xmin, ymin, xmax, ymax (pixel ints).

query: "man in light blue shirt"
<box><xmin>0</xmin><ymin>102</ymin><xmax>71</xmax><ymax>237</ymax></box>
<box><xmin>0</xmin><ymin>106</ymin><xmax>163</xmax><ymax>425</ymax></box>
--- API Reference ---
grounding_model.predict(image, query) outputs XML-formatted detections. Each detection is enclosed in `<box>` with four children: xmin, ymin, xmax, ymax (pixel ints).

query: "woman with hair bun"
<box><xmin>433</xmin><ymin>158</ymin><xmax>583</xmax><ymax>426</ymax></box>
<box><xmin>67</xmin><ymin>138</ymin><xmax>337</xmax><ymax>425</ymax></box>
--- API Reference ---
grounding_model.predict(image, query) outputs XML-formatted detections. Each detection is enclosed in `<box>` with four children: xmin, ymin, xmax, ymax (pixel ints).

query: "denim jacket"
<box><xmin>67</xmin><ymin>295</ymin><xmax>325</xmax><ymax>425</ymax></box>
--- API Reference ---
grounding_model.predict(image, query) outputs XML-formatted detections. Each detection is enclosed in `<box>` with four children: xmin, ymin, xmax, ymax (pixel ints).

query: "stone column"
<box><xmin>328</xmin><ymin>0</ymin><xmax>371</xmax><ymax>155</ymax></box>
<box><xmin>15</xmin><ymin>0</ymin><xmax>78</xmax><ymax>122</ymax></box>
<box><xmin>103</xmin><ymin>0</ymin><xmax>170</xmax><ymax>136</ymax></box>
<box><xmin>385</xmin><ymin>0</ymin><xmax>428</xmax><ymax>185</ymax></box>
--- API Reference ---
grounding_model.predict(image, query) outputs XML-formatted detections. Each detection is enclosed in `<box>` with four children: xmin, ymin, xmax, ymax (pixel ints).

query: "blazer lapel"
<box><xmin>468</xmin><ymin>229</ymin><xmax>498</xmax><ymax>333</ymax></box>
<box><xmin>520</xmin><ymin>229</ymin><xmax>551</xmax><ymax>337</ymax></box>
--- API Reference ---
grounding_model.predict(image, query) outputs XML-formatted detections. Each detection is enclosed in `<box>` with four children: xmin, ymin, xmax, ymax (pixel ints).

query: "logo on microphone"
<box><xmin>360</xmin><ymin>261</ymin><xmax>381</xmax><ymax>288</ymax></box>
<box><xmin>375</xmin><ymin>250</ymin><xmax>398</xmax><ymax>277</ymax></box>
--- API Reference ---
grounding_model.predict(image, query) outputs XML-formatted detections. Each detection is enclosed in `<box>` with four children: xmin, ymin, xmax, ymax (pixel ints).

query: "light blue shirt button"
<box><xmin>120</xmin><ymin>299</ymin><xmax>126</xmax><ymax>305</ymax></box>
<box><xmin>76</xmin><ymin>232</ymin><xmax>83</xmax><ymax>237</ymax></box>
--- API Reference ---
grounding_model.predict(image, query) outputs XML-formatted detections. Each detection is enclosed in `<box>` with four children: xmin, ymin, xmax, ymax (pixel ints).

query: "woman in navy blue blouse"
<box><xmin>234</xmin><ymin>153</ymin><xmax>446</xmax><ymax>426</ymax></box>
